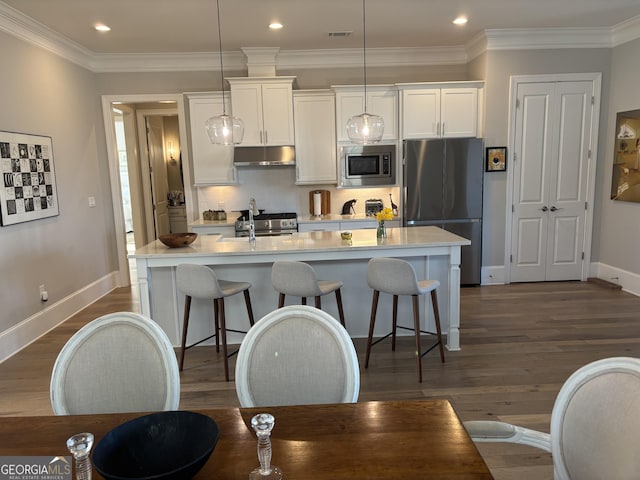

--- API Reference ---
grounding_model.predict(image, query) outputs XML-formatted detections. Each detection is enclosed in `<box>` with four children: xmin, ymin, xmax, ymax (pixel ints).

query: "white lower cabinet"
<box><xmin>298</xmin><ymin>219</ymin><xmax>400</xmax><ymax>232</ymax></box>
<box><xmin>298</xmin><ymin>222</ymin><xmax>341</xmax><ymax>232</ymax></box>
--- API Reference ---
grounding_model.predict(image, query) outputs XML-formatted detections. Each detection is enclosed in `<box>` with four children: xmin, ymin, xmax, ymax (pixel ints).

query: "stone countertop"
<box><xmin>132</xmin><ymin>226</ymin><xmax>469</xmax><ymax>259</ymax></box>
<box><xmin>297</xmin><ymin>214</ymin><xmax>399</xmax><ymax>223</ymax></box>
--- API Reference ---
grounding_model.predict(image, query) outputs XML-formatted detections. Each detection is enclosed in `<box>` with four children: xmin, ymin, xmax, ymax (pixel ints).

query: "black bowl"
<box><xmin>93</xmin><ymin>411</ymin><xmax>219</xmax><ymax>480</ymax></box>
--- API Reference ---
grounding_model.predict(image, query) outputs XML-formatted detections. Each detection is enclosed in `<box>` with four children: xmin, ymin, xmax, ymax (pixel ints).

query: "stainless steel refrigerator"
<box><xmin>403</xmin><ymin>138</ymin><xmax>483</xmax><ymax>285</ymax></box>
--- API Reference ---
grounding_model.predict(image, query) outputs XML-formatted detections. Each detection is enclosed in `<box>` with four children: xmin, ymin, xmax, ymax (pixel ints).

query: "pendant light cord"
<box><xmin>362</xmin><ymin>0</ymin><xmax>368</xmax><ymax>113</ymax></box>
<box><xmin>216</xmin><ymin>0</ymin><xmax>227</xmax><ymax>115</ymax></box>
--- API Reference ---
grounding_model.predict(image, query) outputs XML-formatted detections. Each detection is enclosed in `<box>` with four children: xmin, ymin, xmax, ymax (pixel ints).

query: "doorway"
<box><xmin>102</xmin><ymin>94</ymin><xmax>188</xmax><ymax>287</ymax></box>
<box><xmin>505</xmin><ymin>73</ymin><xmax>602</xmax><ymax>283</ymax></box>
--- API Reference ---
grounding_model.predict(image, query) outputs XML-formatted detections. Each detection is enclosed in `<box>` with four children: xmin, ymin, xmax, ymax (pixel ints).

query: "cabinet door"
<box><xmin>230</xmin><ymin>84</ymin><xmax>263</xmax><ymax>146</ymax></box>
<box><xmin>402</xmin><ymin>89</ymin><xmax>440</xmax><ymax>139</ymax></box>
<box><xmin>368</xmin><ymin>90</ymin><xmax>398</xmax><ymax>141</ymax></box>
<box><xmin>294</xmin><ymin>93</ymin><xmax>337</xmax><ymax>184</ymax></box>
<box><xmin>298</xmin><ymin>222</ymin><xmax>341</xmax><ymax>232</ymax></box>
<box><xmin>262</xmin><ymin>83</ymin><xmax>295</xmax><ymax>145</ymax></box>
<box><xmin>188</xmin><ymin>95</ymin><xmax>236</xmax><ymax>185</ymax></box>
<box><xmin>335</xmin><ymin>92</ymin><xmax>365</xmax><ymax>142</ymax></box>
<box><xmin>441</xmin><ymin>88</ymin><xmax>478</xmax><ymax>138</ymax></box>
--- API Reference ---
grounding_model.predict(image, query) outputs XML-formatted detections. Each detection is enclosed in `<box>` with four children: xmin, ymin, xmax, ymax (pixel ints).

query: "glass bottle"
<box><xmin>67</xmin><ymin>432</ymin><xmax>94</xmax><ymax>480</ymax></box>
<box><xmin>249</xmin><ymin>413</ymin><xmax>282</xmax><ymax>480</ymax></box>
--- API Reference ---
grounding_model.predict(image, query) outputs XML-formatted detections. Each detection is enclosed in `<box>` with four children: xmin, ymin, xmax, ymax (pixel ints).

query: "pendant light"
<box><xmin>346</xmin><ymin>0</ymin><xmax>384</xmax><ymax>144</ymax></box>
<box><xmin>205</xmin><ymin>0</ymin><xmax>244</xmax><ymax>145</ymax></box>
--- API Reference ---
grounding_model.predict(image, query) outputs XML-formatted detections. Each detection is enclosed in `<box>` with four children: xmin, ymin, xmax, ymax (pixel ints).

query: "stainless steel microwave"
<box><xmin>339</xmin><ymin>145</ymin><xmax>396</xmax><ymax>187</ymax></box>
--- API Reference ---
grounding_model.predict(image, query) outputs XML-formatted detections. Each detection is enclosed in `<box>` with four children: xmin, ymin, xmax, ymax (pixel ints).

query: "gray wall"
<box><xmin>598</xmin><ymin>37</ymin><xmax>640</xmax><ymax>275</ymax></box>
<box><xmin>0</xmin><ymin>31</ymin><xmax>116</xmax><ymax>335</ymax></box>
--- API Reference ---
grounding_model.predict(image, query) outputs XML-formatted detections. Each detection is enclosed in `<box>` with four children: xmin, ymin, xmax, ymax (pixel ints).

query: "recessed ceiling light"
<box><xmin>269</xmin><ymin>22</ymin><xmax>283</xmax><ymax>30</ymax></box>
<box><xmin>453</xmin><ymin>16</ymin><xmax>468</xmax><ymax>26</ymax></box>
<box><xmin>94</xmin><ymin>23</ymin><xmax>111</xmax><ymax>32</ymax></box>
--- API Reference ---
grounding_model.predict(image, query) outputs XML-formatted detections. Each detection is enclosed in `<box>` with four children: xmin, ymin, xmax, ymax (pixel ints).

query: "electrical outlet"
<box><xmin>39</xmin><ymin>284</ymin><xmax>48</xmax><ymax>302</ymax></box>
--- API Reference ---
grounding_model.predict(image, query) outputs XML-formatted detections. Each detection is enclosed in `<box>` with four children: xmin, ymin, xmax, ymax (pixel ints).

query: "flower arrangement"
<box><xmin>375</xmin><ymin>207</ymin><xmax>394</xmax><ymax>238</ymax></box>
<box><xmin>375</xmin><ymin>207</ymin><xmax>394</xmax><ymax>223</ymax></box>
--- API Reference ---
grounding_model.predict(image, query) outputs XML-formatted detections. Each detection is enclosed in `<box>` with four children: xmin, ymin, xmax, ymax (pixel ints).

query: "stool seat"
<box><xmin>365</xmin><ymin>257</ymin><xmax>445</xmax><ymax>382</ymax></box>
<box><xmin>176</xmin><ymin>264</ymin><xmax>254</xmax><ymax>381</ymax></box>
<box><xmin>272</xmin><ymin>260</ymin><xmax>346</xmax><ymax>327</ymax></box>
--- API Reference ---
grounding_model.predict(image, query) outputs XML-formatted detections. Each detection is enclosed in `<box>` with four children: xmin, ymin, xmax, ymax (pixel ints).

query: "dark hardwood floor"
<box><xmin>2</xmin><ymin>280</ymin><xmax>639</xmax><ymax>479</ymax></box>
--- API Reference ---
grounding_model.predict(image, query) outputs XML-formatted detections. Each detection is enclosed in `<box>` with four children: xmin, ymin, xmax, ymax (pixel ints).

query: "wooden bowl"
<box><xmin>158</xmin><ymin>232</ymin><xmax>198</xmax><ymax>248</ymax></box>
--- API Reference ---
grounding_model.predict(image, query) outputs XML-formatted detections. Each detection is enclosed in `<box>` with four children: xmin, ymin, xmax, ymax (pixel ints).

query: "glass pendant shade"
<box><xmin>205</xmin><ymin>113</ymin><xmax>244</xmax><ymax>145</ymax></box>
<box><xmin>346</xmin><ymin>112</ymin><xmax>384</xmax><ymax>144</ymax></box>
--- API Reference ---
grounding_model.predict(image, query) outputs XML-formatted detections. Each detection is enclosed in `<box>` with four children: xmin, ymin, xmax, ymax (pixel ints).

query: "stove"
<box><xmin>235</xmin><ymin>212</ymin><xmax>298</xmax><ymax>237</ymax></box>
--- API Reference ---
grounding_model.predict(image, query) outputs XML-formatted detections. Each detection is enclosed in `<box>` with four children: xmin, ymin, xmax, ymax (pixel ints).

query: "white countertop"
<box><xmin>132</xmin><ymin>226</ymin><xmax>469</xmax><ymax>259</ymax></box>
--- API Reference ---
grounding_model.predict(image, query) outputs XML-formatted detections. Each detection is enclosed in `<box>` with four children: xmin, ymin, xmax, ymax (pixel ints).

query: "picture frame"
<box><xmin>486</xmin><ymin>146</ymin><xmax>507</xmax><ymax>172</ymax></box>
<box><xmin>0</xmin><ymin>130</ymin><xmax>59</xmax><ymax>226</ymax></box>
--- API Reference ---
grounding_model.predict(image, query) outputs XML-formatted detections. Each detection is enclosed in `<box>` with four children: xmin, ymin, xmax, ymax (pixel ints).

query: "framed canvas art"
<box><xmin>0</xmin><ymin>131</ymin><xmax>59</xmax><ymax>226</ymax></box>
<box><xmin>486</xmin><ymin>146</ymin><xmax>507</xmax><ymax>172</ymax></box>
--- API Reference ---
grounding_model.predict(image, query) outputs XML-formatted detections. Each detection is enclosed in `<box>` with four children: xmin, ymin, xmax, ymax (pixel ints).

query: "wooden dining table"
<box><xmin>0</xmin><ymin>399</ymin><xmax>494</xmax><ymax>479</ymax></box>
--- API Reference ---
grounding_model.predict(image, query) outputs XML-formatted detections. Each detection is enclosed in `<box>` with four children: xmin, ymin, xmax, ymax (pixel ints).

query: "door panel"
<box><xmin>146</xmin><ymin>116</ymin><xmax>170</xmax><ymax>237</ymax></box>
<box><xmin>510</xmin><ymin>80</ymin><xmax>593</xmax><ymax>282</ymax></box>
<box><xmin>442</xmin><ymin>220</ymin><xmax>482</xmax><ymax>285</ymax></box>
<box><xmin>444</xmin><ymin>138</ymin><xmax>483</xmax><ymax>220</ymax></box>
<box><xmin>404</xmin><ymin>140</ymin><xmax>444</xmax><ymax>222</ymax></box>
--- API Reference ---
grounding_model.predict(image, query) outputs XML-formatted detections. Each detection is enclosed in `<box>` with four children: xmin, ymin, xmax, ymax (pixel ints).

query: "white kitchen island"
<box><xmin>131</xmin><ymin>226</ymin><xmax>470</xmax><ymax>351</ymax></box>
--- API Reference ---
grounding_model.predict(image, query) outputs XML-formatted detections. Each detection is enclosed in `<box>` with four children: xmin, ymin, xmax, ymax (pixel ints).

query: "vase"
<box><xmin>376</xmin><ymin>221</ymin><xmax>387</xmax><ymax>239</ymax></box>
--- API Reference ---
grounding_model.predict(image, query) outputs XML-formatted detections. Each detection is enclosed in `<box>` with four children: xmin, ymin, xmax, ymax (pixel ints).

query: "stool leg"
<box><xmin>213</xmin><ymin>298</ymin><xmax>220</xmax><ymax>353</ymax></box>
<box><xmin>392</xmin><ymin>295</ymin><xmax>399</xmax><ymax>351</ymax></box>
<box><xmin>179</xmin><ymin>295</ymin><xmax>192</xmax><ymax>371</ymax></box>
<box><xmin>365</xmin><ymin>290</ymin><xmax>380</xmax><ymax>369</ymax></box>
<box><xmin>278</xmin><ymin>293</ymin><xmax>285</xmax><ymax>308</ymax></box>
<box><xmin>244</xmin><ymin>289</ymin><xmax>255</xmax><ymax>326</ymax></box>
<box><xmin>218</xmin><ymin>298</ymin><xmax>230</xmax><ymax>382</ymax></box>
<box><xmin>412</xmin><ymin>295</ymin><xmax>423</xmax><ymax>383</ymax></box>
<box><xmin>431</xmin><ymin>290</ymin><xmax>445</xmax><ymax>363</ymax></box>
<box><xmin>335</xmin><ymin>289</ymin><xmax>346</xmax><ymax>327</ymax></box>
<box><xmin>315</xmin><ymin>296</ymin><xmax>321</xmax><ymax>309</ymax></box>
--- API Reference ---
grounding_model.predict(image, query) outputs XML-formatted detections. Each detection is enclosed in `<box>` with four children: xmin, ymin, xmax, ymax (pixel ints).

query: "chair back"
<box><xmin>50</xmin><ymin>312</ymin><xmax>180</xmax><ymax>415</ymax></box>
<box><xmin>272</xmin><ymin>260</ymin><xmax>321</xmax><ymax>297</ymax></box>
<box><xmin>177</xmin><ymin>264</ymin><xmax>223</xmax><ymax>299</ymax></box>
<box><xmin>367</xmin><ymin>257</ymin><xmax>420</xmax><ymax>295</ymax></box>
<box><xmin>550</xmin><ymin>357</ymin><xmax>640</xmax><ymax>479</ymax></box>
<box><xmin>235</xmin><ymin>305</ymin><xmax>360</xmax><ymax>407</ymax></box>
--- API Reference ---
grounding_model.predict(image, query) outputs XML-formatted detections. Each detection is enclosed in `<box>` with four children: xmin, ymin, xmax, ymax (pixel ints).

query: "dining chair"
<box><xmin>365</xmin><ymin>257</ymin><xmax>445</xmax><ymax>382</ymax></box>
<box><xmin>50</xmin><ymin>311</ymin><xmax>180</xmax><ymax>415</ymax></box>
<box><xmin>271</xmin><ymin>260</ymin><xmax>346</xmax><ymax>327</ymax></box>
<box><xmin>235</xmin><ymin>305</ymin><xmax>360</xmax><ymax>407</ymax></box>
<box><xmin>176</xmin><ymin>263</ymin><xmax>254</xmax><ymax>381</ymax></box>
<box><xmin>464</xmin><ymin>357</ymin><xmax>640</xmax><ymax>479</ymax></box>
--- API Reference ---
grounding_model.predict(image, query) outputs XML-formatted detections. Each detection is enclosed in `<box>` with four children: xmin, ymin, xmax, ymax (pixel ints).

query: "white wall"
<box><xmin>0</xmin><ymin>31</ymin><xmax>118</xmax><ymax>359</ymax></box>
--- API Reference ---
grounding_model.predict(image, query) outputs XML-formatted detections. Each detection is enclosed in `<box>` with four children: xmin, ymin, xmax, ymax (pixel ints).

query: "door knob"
<box><xmin>550</xmin><ymin>206</ymin><xmax>561</xmax><ymax>212</ymax></box>
<box><xmin>541</xmin><ymin>206</ymin><xmax>548</xmax><ymax>212</ymax></box>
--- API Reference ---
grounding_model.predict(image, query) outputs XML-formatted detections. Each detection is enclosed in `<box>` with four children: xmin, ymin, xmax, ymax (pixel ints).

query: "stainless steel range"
<box><xmin>235</xmin><ymin>212</ymin><xmax>298</xmax><ymax>237</ymax></box>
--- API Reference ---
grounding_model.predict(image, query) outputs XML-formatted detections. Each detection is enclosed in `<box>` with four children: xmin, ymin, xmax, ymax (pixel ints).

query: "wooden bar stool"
<box><xmin>365</xmin><ymin>257</ymin><xmax>445</xmax><ymax>382</ymax></box>
<box><xmin>176</xmin><ymin>264</ymin><xmax>254</xmax><ymax>381</ymax></box>
<box><xmin>271</xmin><ymin>260</ymin><xmax>346</xmax><ymax>327</ymax></box>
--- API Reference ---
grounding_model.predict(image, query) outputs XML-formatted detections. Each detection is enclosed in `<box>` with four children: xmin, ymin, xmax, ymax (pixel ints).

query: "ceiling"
<box><xmin>3</xmin><ymin>0</ymin><xmax>640</xmax><ymax>55</ymax></box>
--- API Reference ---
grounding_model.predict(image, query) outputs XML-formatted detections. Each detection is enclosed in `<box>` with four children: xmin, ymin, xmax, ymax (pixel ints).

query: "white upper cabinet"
<box><xmin>333</xmin><ymin>85</ymin><xmax>398</xmax><ymax>142</ymax></box>
<box><xmin>228</xmin><ymin>77</ymin><xmax>295</xmax><ymax>146</ymax></box>
<box><xmin>398</xmin><ymin>82</ymin><xmax>483</xmax><ymax>139</ymax></box>
<box><xmin>293</xmin><ymin>91</ymin><xmax>338</xmax><ymax>185</ymax></box>
<box><xmin>186</xmin><ymin>93</ymin><xmax>236</xmax><ymax>185</ymax></box>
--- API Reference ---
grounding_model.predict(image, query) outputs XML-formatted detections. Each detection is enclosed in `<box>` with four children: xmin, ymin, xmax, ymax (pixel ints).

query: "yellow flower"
<box><xmin>376</xmin><ymin>207</ymin><xmax>394</xmax><ymax>222</ymax></box>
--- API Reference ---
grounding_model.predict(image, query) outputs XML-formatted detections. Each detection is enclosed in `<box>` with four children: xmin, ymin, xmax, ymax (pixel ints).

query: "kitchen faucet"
<box><xmin>248</xmin><ymin>198</ymin><xmax>257</xmax><ymax>244</ymax></box>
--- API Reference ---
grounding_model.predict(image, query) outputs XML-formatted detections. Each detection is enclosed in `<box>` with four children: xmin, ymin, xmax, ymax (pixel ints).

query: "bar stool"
<box><xmin>365</xmin><ymin>257</ymin><xmax>445</xmax><ymax>382</ymax></box>
<box><xmin>271</xmin><ymin>260</ymin><xmax>346</xmax><ymax>327</ymax></box>
<box><xmin>176</xmin><ymin>264</ymin><xmax>255</xmax><ymax>381</ymax></box>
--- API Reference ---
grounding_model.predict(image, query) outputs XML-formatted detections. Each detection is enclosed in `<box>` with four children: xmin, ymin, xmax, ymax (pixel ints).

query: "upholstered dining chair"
<box><xmin>50</xmin><ymin>312</ymin><xmax>180</xmax><ymax>415</ymax></box>
<box><xmin>235</xmin><ymin>305</ymin><xmax>360</xmax><ymax>408</ymax></box>
<box><xmin>464</xmin><ymin>357</ymin><xmax>640</xmax><ymax>480</ymax></box>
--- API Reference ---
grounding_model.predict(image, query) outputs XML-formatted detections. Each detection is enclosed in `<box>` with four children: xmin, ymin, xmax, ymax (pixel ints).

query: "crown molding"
<box><xmin>1</xmin><ymin>2</ymin><xmax>640</xmax><ymax>73</ymax></box>
<box><xmin>484</xmin><ymin>27</ymin><xmax>613</xmax><ymax>50</ymax></box>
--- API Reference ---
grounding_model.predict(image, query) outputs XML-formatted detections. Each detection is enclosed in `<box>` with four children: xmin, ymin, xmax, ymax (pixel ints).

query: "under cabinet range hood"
<box><xmin>233</xmin><ymin>146</ymin><xmax>296</xmax><ymax>167</ymax></box>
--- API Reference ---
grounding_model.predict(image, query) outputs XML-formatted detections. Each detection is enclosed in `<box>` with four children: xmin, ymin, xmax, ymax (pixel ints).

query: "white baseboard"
<box><xmin>590</xmin><ymin>262</ymin><xmax>640</xmax><ymax>297</ymax></box>
<box><xmin>481</xmin><ymin>265</ymin><xmax>505</xmax><ymax>285</ymax></box>
<box><xmin>0</xmin><ymin>272</ymin><xmax>120</xmax><ymax>363</ymax></box>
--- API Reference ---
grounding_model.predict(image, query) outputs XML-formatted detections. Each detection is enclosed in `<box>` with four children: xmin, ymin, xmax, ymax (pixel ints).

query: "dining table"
<box><xmin>0</xmin><ymin>399</ymin><xmax>494</xmax><ymax>479</ymax></box>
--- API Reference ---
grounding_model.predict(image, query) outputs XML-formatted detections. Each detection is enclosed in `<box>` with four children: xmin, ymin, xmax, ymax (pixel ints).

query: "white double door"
<box><xmin>509</xmin><ymin>76</ymin><xmax>600</xmax><ymax>282</ymax></box>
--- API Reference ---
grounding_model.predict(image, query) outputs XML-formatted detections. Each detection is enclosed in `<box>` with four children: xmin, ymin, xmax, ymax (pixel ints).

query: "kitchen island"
<box><xmin>131</xmin><ymin>226</ymin><xmax>470</xmax><ymax>350</ymax></box>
